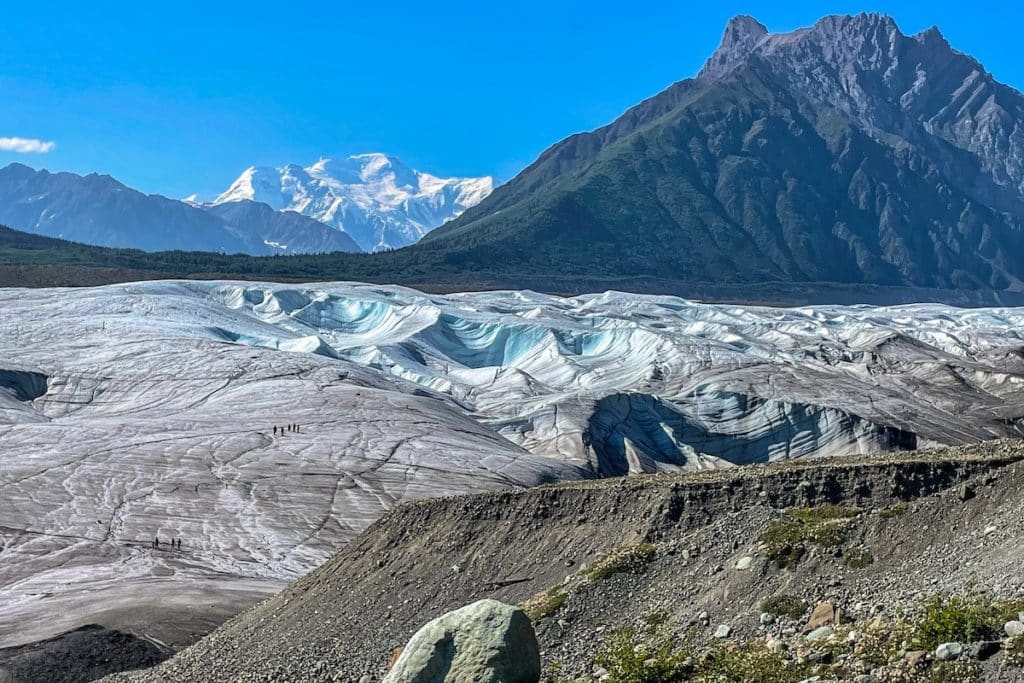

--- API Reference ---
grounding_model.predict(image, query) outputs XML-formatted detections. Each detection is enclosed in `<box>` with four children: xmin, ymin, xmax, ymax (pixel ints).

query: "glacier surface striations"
<box><xmin>2</xmin><ymin>281</ymin><xmax>1023</xmax><ymax>645</ymax></box>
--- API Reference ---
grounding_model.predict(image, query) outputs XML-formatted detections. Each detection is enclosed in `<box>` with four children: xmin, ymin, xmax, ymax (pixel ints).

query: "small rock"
<box><xmin>714</xmin><ymin>624</ymin><xmax>732</xmax><ymax>638</ymax></box>
<box><xmin>1005</xmin><ymin>621</ymin><xmax>1024</xmax><ymax>637</ymax></box>
<box><xmin>935</xmin><ymin>642</ymin><xmax>963</xmax><ymax>662</ymax></box>
<box><xmin>805</xmin><ymin>626</ymin><xmax>833</xmax><ymax>642</ymax></box>
<box><xmin>735</xmin><ymin>556</ymin><xmax>753</xmax><ymax>570</ymax></box>
<box><xmin>759</xmin><ymin>612</ymin><xmax>775</xmax><ymax>625</ymax></box>
<box><xmin>803</xmin><ymin>601</ymin><xmax>836</xmax><ymax>632</ymax></box>
<box><xmin>904</xmin><ymin>650</ymin><xmax>928</xmax><ymax>668</ymax></box>
<box><xmin>359</xmin><ymin>677</ymin><xmax>372</xmax><ymax>683</ymax></box>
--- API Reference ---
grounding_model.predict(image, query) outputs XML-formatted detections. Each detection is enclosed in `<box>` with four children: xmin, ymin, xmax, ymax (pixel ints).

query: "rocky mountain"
<box><xmin>208</xmin><ymin>153</ymin><xmax>494</xmax><ymax>252</ymax></box>
<box><xmin>202</xmin><ymin>199</ymin><xmax>360</xmax><ymax>254</ymax></box>
<box><xmin>0</xmin><ymin>164</ymin><xmax>360</xmax><ymax>255</ymax></box>
<box><xmin>420</xmin><ymin>13</ymin><xmax>1024</xmax><ymax>291</ymax></box>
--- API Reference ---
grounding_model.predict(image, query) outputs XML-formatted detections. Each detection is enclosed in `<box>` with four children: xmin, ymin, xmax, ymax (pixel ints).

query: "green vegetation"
<box><xmin>759</xmin><ymin>594</ymin><xmax>809</xmax><ymax>620</ymax></box>
<box><xmin>914</xmin><ymin>593</ymin><xmax>1013</xmax><ymax>649</ymax></box>
<box><xmin>759</xmin><ymin>505</ymin><xmax>861</xmax><ymax>569</ymax></box>
<box><xmin>1006</xmin><ymin>634</ymin><xmax>1024</xmax><ymax>668</ymax></box>
<box><xmin>843</xmin><ymin>547</ymin><xmax>874</xmax><ymax>569</ymax></box>
<box><xmin>593</xmin><ymin>627</ymin><xmax>815</xmax><ymax>683</ymax></box>
<box><xmin>926</xmin><ymin>661</ymin><xmax>982</xmax><ymax>683</ymax></box>
<box><xmin>583</xmin><ymin>543</ymin><xmax>658</xmax><ymax>581</ymax></box>
<box><xmin>695</xmin><ymin>642</ymin><xmax>813</xmax><ymax>683</ymax></box>
<box><xmin>879</xmin><ymin>503</ymin><xmax>908</xmax><ymax>519</ymax></box>
<box><xmin>521</xmin><ymin>586</ymin><xmax>567</xmax><ymax>622</ymax></box>
<box><xmin>594</xmin><ymin>627</ymin><xmax>693</xmax><ymax>683</ymax></box>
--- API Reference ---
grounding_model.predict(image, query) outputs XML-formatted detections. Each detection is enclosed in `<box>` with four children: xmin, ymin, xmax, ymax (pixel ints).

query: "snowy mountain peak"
<box><xmin>210</xmin><ymin>154</ymin><xmax>494</xmax><ymax>252</ymax></box>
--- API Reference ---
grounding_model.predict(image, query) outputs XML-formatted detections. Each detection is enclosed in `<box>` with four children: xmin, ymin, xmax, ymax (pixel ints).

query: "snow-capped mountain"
<box><xmin>0</xmin><ymin>163</ymin><xmax>361</xmax><ymax>255</ymax></box>
<box><xmin>210</xmin><ymin>153</ymin><xmax>494</xmax><ymax>252</ymax></box>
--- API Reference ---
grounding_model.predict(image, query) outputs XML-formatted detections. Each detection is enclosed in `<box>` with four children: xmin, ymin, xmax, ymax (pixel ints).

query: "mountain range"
<box><xmin>0</xmin><ymin>154</ymin><xmax>493</xmax><ymax>256</ymax></box>
<box><xmin>206</xmin><ymin>153</ymin><xmax>494</xmax><ymax>252</ymax></box>
<box><xmin>0</xmin><ymin>163</ymin><xmax>361</xmax><ymax>255</ymax></box>
<box><xmin>3</xmin><ymin>13</ymin><xmax>1024</xmax><ymax>298</ymax></box>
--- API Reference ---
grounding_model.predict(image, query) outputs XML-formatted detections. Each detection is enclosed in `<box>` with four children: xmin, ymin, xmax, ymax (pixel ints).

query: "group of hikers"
<box><xmin>152</xmin><ymin>537</ymin><xmax>182</xmax><ymax>550</ymax></box>
<box><xmin>273</xmin><ymin>424</ymin><xmax>301</xmax><ymax>435</ymax></box>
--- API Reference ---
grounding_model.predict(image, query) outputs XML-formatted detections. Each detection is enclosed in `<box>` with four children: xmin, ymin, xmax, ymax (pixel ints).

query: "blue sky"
<box><xmin>1</xmin><ymin>1</ymin><xmax>1021</xmax><ymax>199</ymax></box>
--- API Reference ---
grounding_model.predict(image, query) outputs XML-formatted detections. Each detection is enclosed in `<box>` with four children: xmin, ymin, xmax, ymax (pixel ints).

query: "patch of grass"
<box><xmin>914</xmin><ymin>593</ymin><xmax>1004</xmax><ymax>649</ymax></box>
<box><xmin>855</xmin><ymin>619</ymin><xmax>915</xmax><ymax>666</ymax></box>
<box><xmin>584</xmin><ymin>543</ymin><xmax>658</xmax><ymax>581</ymax></box>
<box><xmin>760</xmin><ymin>594</ymin><xmax>809</xmax><ymax>621</ymax></box>
<box><xmin>844</xmin><ymin>547</ymin><xmax>874</xmax><ymax>569</ymax></box>
<box><xmin>594</xmin><ymin>626</ymin><xmax>693</xmax><ymax>683</ymax></box>
<box><xmin>1006</xmin><ymin>634</ymin><xmax>1024</xmax><ymax>668</ymax></box>
<box><xmin>759</xmin><ymin>505</ymin><xmax>861</xmax><ymax>570</ymax></box>
<box><xmin>994</xmin><ymin>598</ymin><xmax>1024</xmax><ymax>623</ymax></box>
<box><xmin>695</xmin><ymin>641</ymin><xmax>814</xmax><ymax>683</ymax></box>
<box><xmin>522</xmin><ymin>586</ymin><xmax>567</xmax><ymax>622</ymax></box>
<box><xmin>879</xmin><ymin>503</ymin><xmax>908</xmax><ymax>519</ymax></box>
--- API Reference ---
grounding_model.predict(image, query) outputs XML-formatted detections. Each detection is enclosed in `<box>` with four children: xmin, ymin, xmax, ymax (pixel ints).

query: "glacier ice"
<box><xmin>2</xmin><ymin>280</ymin><xmax>1024</xmax><ymax>646</ymax></box>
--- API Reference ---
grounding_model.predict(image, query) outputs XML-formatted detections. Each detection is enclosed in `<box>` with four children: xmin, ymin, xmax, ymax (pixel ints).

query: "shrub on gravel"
<box><xmin>760</xmin><ymin>594</ymin><xmax>809</xmax><ymax>620</ymax></box>
<box><xmin>695</xmin><ymin>641</ymin><xmax>813</xmax><ymax>683</ymax></box>
<box><xmin>522</xmin><ymin>586</ymin><xmax>567</xmax><ymax>622</ymax></box>
<box><xmin>584</xmin><ymin>543</ymin><xmax>658</xmax><ymax>581</ymax></box>
<box><xmin>843</xmin><ymin>547</ymin><xmax>874</xmax><ymax>569</ymax></box>
<box><xmin>915</xmin><ymin>593</ymin><xmax>1003</xmax><ymax>649</ymax></box>
<box><xmin>879</xmin><ymin>504</ymin><xmax>907</xmax><ymax>519</ymax></box>
<box><xmin>759</xmin><ymin>505</ymin><xmax>861</xmax><ymax>569</ymax></box>
<box><xmin>594</xmin><ymin>626</ymin><xmax>693</xmax><ymax>683</ymax></box>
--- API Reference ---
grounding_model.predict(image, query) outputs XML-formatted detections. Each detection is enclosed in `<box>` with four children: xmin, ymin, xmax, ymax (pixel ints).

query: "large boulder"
<box><xmin>382</xmin><ymin>599</ymin><xmax>540</xmax><ymax>683</ymax></box>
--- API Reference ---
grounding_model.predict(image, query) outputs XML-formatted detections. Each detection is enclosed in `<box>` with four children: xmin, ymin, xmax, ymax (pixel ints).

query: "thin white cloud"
<box><xmin>0</xmin><ymin>137</ymin><xmax>56</xmax><ymax>154</ymax></box>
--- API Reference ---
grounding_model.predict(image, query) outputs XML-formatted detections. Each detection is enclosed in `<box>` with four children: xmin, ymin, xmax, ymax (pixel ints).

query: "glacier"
<box><xmin>2</xmin><ymin>280</ymin><xmax>1024</xmax><ymax>647</ymax></box>
<box><xmin>209</xmin><ymin>154</ymin><xmax>494</xmax><ymax>252</ymax></box>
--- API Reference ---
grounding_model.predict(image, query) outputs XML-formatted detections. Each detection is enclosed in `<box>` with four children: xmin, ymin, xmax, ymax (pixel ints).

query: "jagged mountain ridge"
<box><xmin>0</xmin><ymin>164</ymin><xmax>361</xmax><ymax>255</ymax></box>
<box><xmin>422</xmin><ymin>13</ymin><xmax>1024</xmax><ymax>291</ymax></box>
<box><xmin>209</xmin><ymin>153</ymin><xmax>494</xmax><ymax>252</ymax></box>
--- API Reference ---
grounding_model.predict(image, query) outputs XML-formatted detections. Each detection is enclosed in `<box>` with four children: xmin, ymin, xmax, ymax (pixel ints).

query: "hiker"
<box><xmin>273</xmin><ymin>426</ymin><xmax>277</xmax><ymax>436</ymax></box>
<box><xmin>177</xmin><ymin>538</ymin><xmax>181</xmax><ymax>550</ymax></box>
<box><xmin>154</xmin><ymin>537</ymin><xmax>160</xmax><ymax>549</ymax></box>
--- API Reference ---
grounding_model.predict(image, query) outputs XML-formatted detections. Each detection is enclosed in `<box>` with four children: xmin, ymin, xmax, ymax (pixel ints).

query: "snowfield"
<box><xmin>2</xmin><ymin>281</ymin><xmax>1024</xmax><ymax>646</ymax></box>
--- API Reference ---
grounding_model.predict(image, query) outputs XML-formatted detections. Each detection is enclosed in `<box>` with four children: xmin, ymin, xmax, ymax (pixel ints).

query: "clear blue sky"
<box><xmin>1</xmin><ymin>0</ymin><xmax>1021</xmax><ymax>199</ymax></box>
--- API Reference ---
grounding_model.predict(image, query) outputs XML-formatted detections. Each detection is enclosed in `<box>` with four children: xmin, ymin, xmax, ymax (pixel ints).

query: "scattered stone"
<box><xmin>803</xmin><ymin>601</ymin><xmax>836</xmax><ymax>632</ymax></box>
<box><xmin>714</xmin><ymin>624</ymin><xmax>732</xmax><ymax>638</ymax></box>
<box><xmin>759</xmin><ymin>612</ymin><xmax>775</xmax><ymax>625</ymax></box>
<box><xmin>935</xmin><ymin>642</ymin><xmax>963</xmax><ymax>662</ymax></box>
<box><xmin>805</xmin><ymin>626</ymin><xmax>834</xmax><ymax>642</ymax></box>
<box><xmin>735</xmin><ymin>556</ymin><xmax>753</xmax><ymax>570</ymax></box>
<box><xmin>382</xmin><ymin>599</ymin><xmax>540</xmax><ymax>683</ymax></box>
<box><xmin>904</xmin><ymin>650</ymin><xmax>928</xmax><ymax>668</ymax></box>
<box><xmin>1005</xmin><ymin>620</ymin><xmax>1024</xmax><ymax>637</ymax></box>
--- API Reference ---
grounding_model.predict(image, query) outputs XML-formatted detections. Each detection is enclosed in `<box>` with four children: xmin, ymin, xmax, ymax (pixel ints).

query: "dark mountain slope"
<box><xmin>422</xmin><ymin>14</ymin><xmax>1024</xmax><ymax>290</ymax></box>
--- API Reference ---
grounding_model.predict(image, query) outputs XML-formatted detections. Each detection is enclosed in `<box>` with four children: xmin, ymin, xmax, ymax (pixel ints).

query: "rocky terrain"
<box><xmin>92</xmin><ymin>440</ymin><xmax>1024</xmax><ymax>682</ymax></box>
